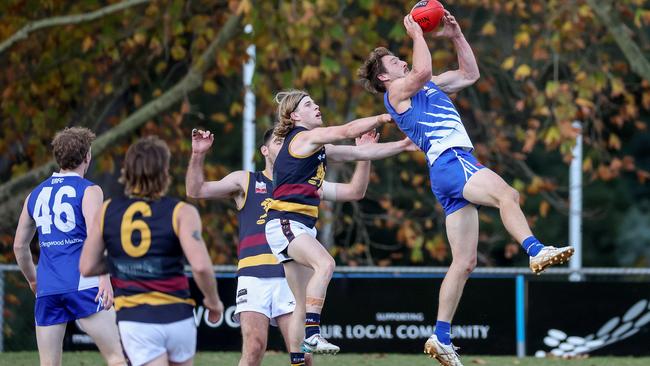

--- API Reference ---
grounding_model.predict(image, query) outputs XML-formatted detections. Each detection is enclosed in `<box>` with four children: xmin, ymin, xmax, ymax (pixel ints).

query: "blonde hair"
<box><xmin>273</xmin><ymin>89</ymin><xmax>309</xmax><ymax>137</ymax></box>
<box><xmin>119</xmin><ymin>136</ymin><xmax>171</xmax><ymax>200</ymax></box>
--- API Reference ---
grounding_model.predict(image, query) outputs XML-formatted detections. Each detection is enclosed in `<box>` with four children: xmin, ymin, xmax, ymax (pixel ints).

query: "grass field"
<box><xmin>0</xmin><ymin>352</ymin><xmax>649</xmax><ymax>366</ymax></box>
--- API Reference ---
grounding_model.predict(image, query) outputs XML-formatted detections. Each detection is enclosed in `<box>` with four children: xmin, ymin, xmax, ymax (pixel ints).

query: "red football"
<box><xmin>410</xmin><ymin>0</ymin><xmax>445</xmax><ymax>33</ymax></box>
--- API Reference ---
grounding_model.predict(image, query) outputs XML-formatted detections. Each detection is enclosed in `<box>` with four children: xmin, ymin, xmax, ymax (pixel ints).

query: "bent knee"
<box><xmin>496</xmin><ymin>186</ymin><xmax>519</xmax><ymax>206</ymax></box>
<box><xmin>314</xmin><ymin>256</ymin><xmax>335</xmax><ymax>278</ymax></box>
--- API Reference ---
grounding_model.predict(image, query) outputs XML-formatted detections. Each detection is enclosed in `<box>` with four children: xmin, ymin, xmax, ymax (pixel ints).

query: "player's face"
<box><xmin>267</xmin><ymin>136</ymin><xmax>282</xmax><ymax>163</ymax></box>
<box><xmin>292</xmin><ymin>96</ymin><xmax>322</xmax><ymax>129</ymax></box>
<box><xmin>381</xmin><ymin>55</ymin><xmax>409</xmax><ymax>80</ymax></box>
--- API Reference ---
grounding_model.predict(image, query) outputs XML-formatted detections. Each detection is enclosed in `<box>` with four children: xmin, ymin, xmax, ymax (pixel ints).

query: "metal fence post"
<box><xmin>516</xmin><ymin>275</ymin><xmax>526</xmax><ymax>357</ymax></box>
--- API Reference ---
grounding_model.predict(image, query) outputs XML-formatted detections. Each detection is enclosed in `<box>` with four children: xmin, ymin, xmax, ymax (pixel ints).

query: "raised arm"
<box><xmin>186</xmin><ymin>129</ymin><xmax>247</xmax><ymax>206</ymax></box>
<box><xmin>177</xmin><ymin>203</ymin><xmax>224</xmax><ymax>323</ymax></box>
<box><xmin>388</xmin><ymin>15</ymin><xmax>433</xmax><ymax>106</ymax></box>
<box><xmin>320</xmin><ymin>131</ymin><xmax>377</xmax><ymax>202</ymax></box>
<box><xmin>430</xmin><ymin>11</ymin><xmax>480</xmax><ymax>94</ymax></box>
<box><xmin>13</xmin><ymin>196</ymin><xmax>37</xmax><ymax>293</ymax></box>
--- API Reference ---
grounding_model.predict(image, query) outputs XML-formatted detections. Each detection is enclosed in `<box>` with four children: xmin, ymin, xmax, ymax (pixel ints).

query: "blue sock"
<box><xmin>522</xmin><ymin>235</ymin><xmax>544</xmax><ymax>257</ymax></box>
<box><xmin>305</xmin><ymin>312</ymin><xmax>321</xmax><ymax>338</ymax></box>
<box><xmin>435</xmin><ymin>320</ymin><xmax>452</xmax><ymax>345</ymax></box>
<box><xmin>290</xmin><ymin>352</ymin><xmax>305</xmax><ymax>366</ymax></box>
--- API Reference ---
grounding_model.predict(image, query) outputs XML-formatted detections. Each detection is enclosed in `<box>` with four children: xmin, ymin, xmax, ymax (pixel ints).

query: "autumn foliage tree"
<box><xmin>1</xmin><ymin>0</ymin><xmax>649</xmax><ymax>269</ymax></box>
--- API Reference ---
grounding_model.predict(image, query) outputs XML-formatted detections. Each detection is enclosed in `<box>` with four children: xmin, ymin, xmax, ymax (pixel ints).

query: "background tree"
<box><xmin>1</xmin><ymin>0</ymin><xmax>649</xmax><ymax>271</ymax></box>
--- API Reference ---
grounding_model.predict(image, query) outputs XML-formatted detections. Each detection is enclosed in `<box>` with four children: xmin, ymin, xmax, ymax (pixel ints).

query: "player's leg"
<box><xmin>34</xmin><ymin>294</ymin><xmax>71</xmax><ymax>366</ymax></box>
<box><xmin>278</xmin><ymin>313</ymin><xmax>314</xmax><ymax>366</ymax></box>
<box><xmin>73</xmin><ymin>289</ymin><xmax>126</xmax><ymax>366</ymax></box>
<box><xmin>286</xmin><ymin>233</ymin><xmax>339</xmax><ymax>354</ymax></box>
<box><xmin>438</xmin><ymin>204</ymin><xmax>479</xmax><ymax>323</ymax></box>
<box><xmin>78</xmin><ymin>309</ymin><xmax>125</xmax><ymax>365</ymax></box>
<box><xmin>462</xmin><ymin>168</ymin><xmax>531</xmax><ymax>242</ymax></box>
<box><xmin>238</xmin><ymin>312</ymin><xmax>271</xmax><ymax>366</ymax></box>
<box><xmin>35</xmin><ymin>324</ymin><xmax>67</xmax><ymax>366</ymax></box>
<box><xmin>424</xmin><ymin>204</ymin><xmax>477</xmax><ymax>366</ymax></box>
<box><xmin>234</xmin><ymin>276</ymin><xmax>274</xmax><ymax>366</ymax></box>
<box><xmin>283</xmin><ymin>260</ymin><xmax>313</xmax><ymax>365</ymax></box>
<box><xmin>275</xmin><ymin>279</ymin><xmax>313</xmax><ymax>366</ymax></box>
<box><xmin>463</xmin><ymin>168</ymin><xmax>574</xmax><ymax>273</ymax></box>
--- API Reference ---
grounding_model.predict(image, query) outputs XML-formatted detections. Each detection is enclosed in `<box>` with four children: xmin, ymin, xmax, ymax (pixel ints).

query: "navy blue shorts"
<box><xmin>429</xmin><ymin>148</ymin><xmax>485</xmax><ymax>216</ymax></box>
<box><xmin>34</xmin><ymin>287</ymin><xmax>102</xmax><ymax>326</ymax></box>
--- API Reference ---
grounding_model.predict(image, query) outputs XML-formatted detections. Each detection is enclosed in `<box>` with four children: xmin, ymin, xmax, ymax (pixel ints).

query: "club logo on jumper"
<box><xmin>237</xmin><ymin>289</ymin><xmax>247</xmax><ymax>297</ymax></box>
<box><xmin>536</xmin><ymin>299</ymin><xmax>650</xmax><ymax>358</ymax></box>
<box><xmin>255</xmin><ymin>181</ymin><xmax>267</xmax><ymax>194</ymax></box>
<box><xmin>317</xmin><ymin>152</ymin><xmax>325</xmax><ymax>161</ymax></box>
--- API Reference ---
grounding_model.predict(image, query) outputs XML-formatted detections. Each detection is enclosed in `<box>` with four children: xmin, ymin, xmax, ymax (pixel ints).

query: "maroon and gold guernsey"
<box><xmin>101</xmin><ymin>195</ymin><xmax>195</xmax><ymax>323</ymax></box>
<box><xmin>267</xmin><ymin>126</ymin><xmax>326</xmax><ymax>228</ymax></box>
<box><xmin>236</xmin><ymin>171</ymin><xmax>284</xmax><ymax>278</ymax></box>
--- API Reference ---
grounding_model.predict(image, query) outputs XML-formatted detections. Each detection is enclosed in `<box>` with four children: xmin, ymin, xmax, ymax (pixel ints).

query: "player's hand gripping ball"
<box><xmin>410</xmin><ymin>0</ymin><xmax>445</xmax><ymax>33</ymax></box>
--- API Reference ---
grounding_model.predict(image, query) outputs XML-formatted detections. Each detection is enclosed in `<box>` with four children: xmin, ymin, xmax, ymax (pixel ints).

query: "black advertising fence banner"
<box><xmin>311</xmin><ymin>276</ymin><xmax>515</xmax><ymax>354</ymax></box>
<box><xmin>66</xmin><ymin>275</ymin><xmax>516</xmax><ymax>354</ymax></box>
<box><xmin>527</xmin><ymin>281</ymin><xmax>650</xmax><ymax>357</ymax></box>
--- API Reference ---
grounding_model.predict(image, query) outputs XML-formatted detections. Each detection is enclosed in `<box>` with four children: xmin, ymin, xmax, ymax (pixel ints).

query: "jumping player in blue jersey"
<box><xmin>13</xmin><ymin>127</ymin><xmax>126</xmax><ymax>366</ymax></box>
<box><xmin>187</xmin><ymin>128</ymin><xmax>390</xmax><ymax>366</ymax></box>
<box><xmin>358</xmin><ymin>12</ymin><xmax>574</xmax><ymax>366</ymax></box>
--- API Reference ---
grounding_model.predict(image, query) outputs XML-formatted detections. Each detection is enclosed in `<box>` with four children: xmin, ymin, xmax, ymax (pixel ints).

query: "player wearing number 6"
<box><xmin>79</xmin><ymin>136</ymin><xmax>223</xmax><ymax>366</ymax></box>
<box><xmin>13</xmin><ymin>127</ymin><xmax>126</xmax><ymax>366</ymax></box>
<box><xmin>80</xmin><ymin>136</ymin><xmax>224</xmax><ymax>366</ymax></box>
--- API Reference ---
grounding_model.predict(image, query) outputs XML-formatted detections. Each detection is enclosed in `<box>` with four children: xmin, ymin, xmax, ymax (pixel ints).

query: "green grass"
<box><xmin>0</xmin><ymin>352</ymin><xmax>649</xmax><ymax>366</ymax></box>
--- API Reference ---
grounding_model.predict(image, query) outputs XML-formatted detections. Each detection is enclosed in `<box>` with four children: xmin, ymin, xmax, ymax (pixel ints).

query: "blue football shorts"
<box><xmin>429</xmin><ymin>147</ymin><xmax>485</xmax><ymax>216</ymax></box>
<box><xmin>34</xmin><ymin>287</ymin><xmax>102</xmax><ymax>326</ymax></box>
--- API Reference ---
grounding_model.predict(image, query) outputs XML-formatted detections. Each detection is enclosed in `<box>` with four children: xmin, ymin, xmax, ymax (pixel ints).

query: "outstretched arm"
<box><xmin>431</xmin><ymin>11</ymin><xmax>480</xmax><ymax>93</ymax></box>
<box><xmin>13</xmin><ymin>197</ymin><xmax>37</xmax><ymax>293</ymax></box>
<box><xmin>186</xmin><ymin>129</ymin><xmax>247</xmax><ymax>206</ymax></box>
<box><xmin>290</xmin><ymin>114</ymin><xmax>392</xmax><ymax>157</ymax></box>
<box><xmin>325</xmin><ymin>136</ymin><xmax>418</xmax><ymax>163</ymax></box>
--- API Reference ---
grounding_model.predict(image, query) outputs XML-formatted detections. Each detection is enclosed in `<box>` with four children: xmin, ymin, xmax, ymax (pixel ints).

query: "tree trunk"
<box><xmin>586</xmin><ymin>0</ymin><xmax>650</xmax><ymax>81</ymax></box>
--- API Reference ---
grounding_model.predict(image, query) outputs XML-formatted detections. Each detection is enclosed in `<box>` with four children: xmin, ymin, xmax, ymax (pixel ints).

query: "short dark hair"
<box><xmin>358</xmin><ymin>47</ymin><xmax>394</xmax><ymax>94</ymax></box>
<box><xmin>260</xmin><ymin>128</ymin><xmax>274</xmax><ymax>148</ymax></box>
<box><xmin>51</xmin><ymin>127</ymin><xmax>96</xmax><ymax>170</ymax></box>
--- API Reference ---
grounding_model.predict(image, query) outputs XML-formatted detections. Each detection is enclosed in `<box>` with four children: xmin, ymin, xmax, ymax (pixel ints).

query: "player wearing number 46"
<box><xmin>79</xmin><ymin>136</ymin><xmax>224</xmax><ymax>366</ymax></box>
<box><xmin>13</xmin><ymin>127</ymin><xmax>126</xmax><ymax>366</ymax></box>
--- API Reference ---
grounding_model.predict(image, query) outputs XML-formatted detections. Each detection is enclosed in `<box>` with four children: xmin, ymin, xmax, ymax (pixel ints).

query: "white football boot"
<box><xmin>301</xmin><ymin>334</ymin><xmax>340</xmax><ymax>355</ymax></box>
<box><xmin>424</xmin><ymin>334</ymin><xmax>463</xmax><ymax>366</ymax></box>
<box><xmin>529</xmin><ymin>246</ymin><xmax>575</xmax><ymax>274</ymax></box>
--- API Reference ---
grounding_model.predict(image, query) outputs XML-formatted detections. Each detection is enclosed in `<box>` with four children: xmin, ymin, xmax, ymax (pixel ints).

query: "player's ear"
<box><xmin>260</xmin><ymin>145</ymin><xmax>269</xmax><ymax>157</ymax></box>
<box><xmin>377</xmin><ymin>73</ymin><xmax>389</xmax><ymax>82</ymax></box>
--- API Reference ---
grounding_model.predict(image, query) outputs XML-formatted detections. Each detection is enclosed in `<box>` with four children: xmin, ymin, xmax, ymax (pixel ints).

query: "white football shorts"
<box><xmin>118</xmin><ymin>316</ymin><xmax>196</xmax><ymax>366</ymax></box>
<box><xmin>234</xmin><ymin>276</ymin><xmax>296</xmax><ymax>326</ymax></box>
<box><xmin>265</xmin><ymin>218</ymin><xmax>317</xmax><ymax>263</ymax></box>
